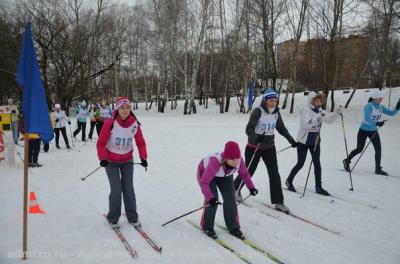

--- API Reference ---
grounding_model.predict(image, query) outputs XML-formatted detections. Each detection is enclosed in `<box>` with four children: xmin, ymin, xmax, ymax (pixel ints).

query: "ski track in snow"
<box><xmin>1</xmin><ymin>88</ymin><xmax>399</xmax><ymax>264</ymax></box>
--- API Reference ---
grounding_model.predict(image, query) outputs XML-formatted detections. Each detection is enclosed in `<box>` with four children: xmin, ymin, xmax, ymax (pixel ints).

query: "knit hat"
<box><xmin>371</xmin><ymin>90</ymin><xmax>384</xmax><ymax>99</ymax></box>
<box><xmin>221</xmin><ymin>141</ymin><xmax>241</xmax><ymax>160</ymax></box>
<box><xmin>54</xmin><ymin>104</ymin><xmax>61</xmax><ymax>109</ymax></box>
<box><xmin>115</xmin><ymin>96</ymin><xmax>131</xmax><ymax>110</ymax></box>
<box><xmin>263</xmin><ymin>89</ymin><xmax>278</xmax><ymax>101</ymax></box>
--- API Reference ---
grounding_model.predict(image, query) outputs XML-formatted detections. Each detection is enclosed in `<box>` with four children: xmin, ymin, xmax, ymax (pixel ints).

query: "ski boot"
<box><xmin>204</xmin><ymin>228</ymin><xmax>218</xmax><ymax>239</ymax></box>
<box><xmin>343</xmin><ymin>159</ymin><xmax>351</xmax><ymax>172</ymax></box>
<box><xmin>275</xmin><ymin>203</ymin><xmax>290</xmax><ymax>214</ymax></box>
<box><xmin>285</xmin><ymin>179</ymin><xmax>296</xmax><ymax>192</ymax></box>
<box><xmin>375</xmin><ymin>167</ymin><xmax>388</xmax><ymax>176</ymax></box>
<box><xmin>229</xmin><ymin>229</ymin><xmax>245</xmax><ymax>240</ymax></box>
<box><xmin>315</xmin><ymin>185</ymin><xmax>330</xmax><ymax>196</ymax></box>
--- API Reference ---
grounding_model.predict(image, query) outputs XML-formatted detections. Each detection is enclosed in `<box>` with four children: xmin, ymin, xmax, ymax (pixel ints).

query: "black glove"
<box><xmin>255</xmin><ymin>135</ymin><xmax>264</xmax><ymax>143</ymax></box>
<box><xmin>100</xmin><ymin>160</ymin><xmax>108</xmax><ymax>167</ymax></box>
<box><xmin>376</xmin><ymin>121</ymin><xmax>385</xmax><ymax>127</ymax></box>
<box><xmin>291</xmin><ymin>141</ymin><xmax>298</xmax><ymax>148</ymax></box>
<box><xmin>396</xmin><ymin>100</ymin><xmax>400</xmax><ymax>110</ymax></box>
<box><xmin>208</xmin><ymin>197</ymin><xmax>220</xmax><ymax>206</ymax></box>
<box><xmin>11</xmin><ymin>110</ymin><xmax>16</xmax><ymax>114</ymax></box>
<box><xmin>140</xmin><ymin>159</ymin><xmax>148</xmax><ymax>168</ymax></box>
<box><xmin>55</xmin><ymin>118</ymin><xmax>60</xmax><ymax>122</ymax></box>
<box><xmin>68</xmin><ymin>120</ymin><xmax>71</xmax><ymax>125</ymax></box>
<box><xmin>249</xmin><ymin>188</ymin><xmax>258</xmax><ymax>196</ymax></box>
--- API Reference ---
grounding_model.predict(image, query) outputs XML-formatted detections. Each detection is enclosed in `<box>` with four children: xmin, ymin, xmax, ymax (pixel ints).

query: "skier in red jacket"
<box><xmin>97</xmin><ymin>97</ymin><xmax>147</xmax><ymax>227</ymax></box>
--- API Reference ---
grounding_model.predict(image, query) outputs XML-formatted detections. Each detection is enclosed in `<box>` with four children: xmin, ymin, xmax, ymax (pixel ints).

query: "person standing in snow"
<box><xmin>285</xmin><ymin>92</ymin><xmax>342</xmax><ymax>196</ymax></box>
<box><xmin>97</xmin><ymin>97</ymin><xmax>148</xmax><ymax>227</ymax></box>
<box><xmin>52</xmin><ymin>104</ymin><xmax>71</xmax><ymax>149</ymax></box>
<box><xmin>98</xmin><ymin>99</ymin><xmax>112</xmax><ymax>133</ymax></box>
<box><xmin>6</xmin><ymin>98</ymin><xmax>20</xmax><ymax>145</ymax></box>
<box><xmin>19</xmin><ymin>115</ymin><xmax>42</xmax><ymax>167</ymax></box>
<box><xmin>73</xmin><ymin>100</ymin><xmax>89</xmax><ymax>141</ymax></box>
<box><xmin>198</xmin><ymin>141</ymin><xmax>258</xmax><ymax>239</ymax></box>
<box><xmin>343</xmin><ymin>91</ymin><xmax>400</xmax><ymax>176</ymax></box>
<box><xmin>234</xmin><ymin>89</ymin><xmax>297</xmax><ymax>213</ymax></box>
<box><xmin>88</xmin><ymin>103</ymin><xmax>101</xmax><ymax>140</ymax></box>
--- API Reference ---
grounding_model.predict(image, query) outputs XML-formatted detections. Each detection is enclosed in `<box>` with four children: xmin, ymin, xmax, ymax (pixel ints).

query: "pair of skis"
<box><xmin>187</xmin><ymin>220</ymin><xmax>285</xmax><ymax>264</ymax></box>
<box><xmin>103</xmin><ymin>214</ymin><xmax>162</xmax><ymax>259</ymax></box>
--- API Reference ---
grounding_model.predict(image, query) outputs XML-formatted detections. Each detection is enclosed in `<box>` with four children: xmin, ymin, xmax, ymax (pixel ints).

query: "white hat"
<box><xmin>371</xmin><ymin>90</ymin><xmax>384</xmax><ymax>99</ymax></box>
<box><xmin>81</xmin><ymin>100</ymin><xmax>87</xmax><ymax>106</ymax></box>
<box><xmin>54</xmin><ymin>104</ymin><xmax>61</xmax><ymax>109</ymax></box>
<box><xmin>7</xmin><ymin>98</ymin><xmax>13</xmax><ymax>104</ymax></box>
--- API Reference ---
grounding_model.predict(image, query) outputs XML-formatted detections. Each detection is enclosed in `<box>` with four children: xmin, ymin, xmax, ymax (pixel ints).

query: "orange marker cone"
<box><xmin>29</xmin><ymin>192</ymin><xmax>46</xmax><ymax>214</ymax></box>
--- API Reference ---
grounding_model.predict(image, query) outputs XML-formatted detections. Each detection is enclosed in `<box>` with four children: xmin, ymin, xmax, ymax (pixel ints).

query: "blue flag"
<box><xmin>16</xmin><ymin>23</ymin><xmax>54</xmax><ymax>143</ymax></box>
<box><xmin>247</xmin><ymin>83</ymin><xmax>254</xmax><ymax>108</ymax></box>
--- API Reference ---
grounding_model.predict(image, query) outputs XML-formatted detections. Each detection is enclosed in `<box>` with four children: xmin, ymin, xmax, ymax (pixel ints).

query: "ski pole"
<box><xmin>236</xmin><ymin>194</ymin><xmax>251</xmax><ymax>206</ymax></box>
<box><xmin>302</xmin><ymin>124</ymin><xmax>322</xmax><ymax>198</ymax></box>
<box><xmin>81</xmin><ymin>166</ymin><xmax>101</xmax><ymax>181</ymax></box>
<box><xmin>68</xmin><ymin>124</ymin><xmax>75</xmax><ymax>147</ymax></box>
<box><xmin>161</xmin><ymin>201</ymin><xmax>222</xmax><ymax>227</ymax></box>
<box><xmin>237</xmin><ymin>132</ymin><xmax>265</xmax><ymax>194</ymax></box>
<box><xmin>276</xmin><ymin>145</ymin><xmax>292</xmax><ymax>154</ymax></box>
<box><xmin>350</xmin><ymin>121</ymin><xmax>386</xmax><ymax>173</ymax></box>
<box><xmin>340</xmin><ymin>113</ymin><xmax>354</xmax><ymax>191</ymax></box>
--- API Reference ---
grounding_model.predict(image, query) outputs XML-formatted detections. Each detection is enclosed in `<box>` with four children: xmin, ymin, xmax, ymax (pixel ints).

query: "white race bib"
<box><xmin>255</xmin><ymin>106</ymin><xmax>278</xmax><ymax>136</ymax></box>
<box><xmin>202</xmin><ymin>152</ymin><xmax>239</xmax><ymax>177</ymax></box>
<box><xmin>106</xmin><ymin>120</ymin><xmax>138</xmax><ymax>155</ymax></box>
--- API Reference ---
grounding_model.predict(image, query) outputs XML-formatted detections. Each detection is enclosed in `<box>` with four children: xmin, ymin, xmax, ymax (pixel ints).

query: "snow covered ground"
<box><xmin>1</xmin><ymin>88</ymin><xmax>399</xmax><ymax>264</ymax></box>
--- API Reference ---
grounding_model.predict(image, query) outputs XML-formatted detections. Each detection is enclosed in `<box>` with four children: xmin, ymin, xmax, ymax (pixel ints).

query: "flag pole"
<box><xmin>22</xmin><ymin>135</ymin><xmax>29</xmax><ymax>259</ymax></box>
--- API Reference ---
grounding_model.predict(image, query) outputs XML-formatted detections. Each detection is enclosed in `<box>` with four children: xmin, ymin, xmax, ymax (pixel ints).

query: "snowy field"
<box><xmin>1</xmin><ymin>88</ymin><xmax>399</xmax><ymax>264</ymax></box>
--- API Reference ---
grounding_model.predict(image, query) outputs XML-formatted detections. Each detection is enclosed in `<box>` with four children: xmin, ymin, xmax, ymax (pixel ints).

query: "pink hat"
<box><xmin>221</xmin><ymin>141</ymin><xmax>241</xmax><ymax>160</ymax></box>
<box><xmin>115</xmin><ymin>97</ymin><xmax>131</xmax><ymax>110</ymax></box>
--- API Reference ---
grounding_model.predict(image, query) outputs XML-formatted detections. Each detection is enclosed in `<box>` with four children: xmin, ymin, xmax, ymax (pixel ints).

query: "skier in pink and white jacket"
<box><xmin>197</xmin><ymin>141</ymin><xmax>258</xmax><ymax>240</ymax></box>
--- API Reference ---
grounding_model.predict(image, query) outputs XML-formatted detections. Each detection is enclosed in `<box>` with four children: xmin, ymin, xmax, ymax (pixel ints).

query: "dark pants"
<box><xmin>73</xmin><ymin>121</ymin><xmax>86</xmax><ymax>141</ymax></box>
<box><xmin>28</xmin><ymin>139</ymin><xmax>41</xmax><ymax>163</ymax></box>
<box><xmin>347</xmin><ymin>129</ymin><xmax>381</xmax><ymax>169</ymax></box>
<box><xmin>88</xmin><ymin>121</ymin><xmax>102</xmax><ymax>139</ymax></box>
<box><xmin>201</xmin><ymin>175</ymin><xmax>239</xmax><ymax>231</ymax></box>
<box><xmin>105</xmin><ymin>162</ymin><xmax>138</xmax><ymax>223</ymax></box>
<box><xmin>54</xmin><ymin>127</ymin><xmax>70</xmax><ymax>147</ymax></box>
<box><xmin>234</xmin><ymin>146</ymin><xmax>284</xmax><ymax>204</ymax></box>
<box><xmin>43</xmin><ymin>143</ymin><xmax>49</xmax><ymax>152</ymax></box>
<box><xmin>287</xmin><ymin>143</ymin><xmax>322</xmax><ymax>186</ymax></box>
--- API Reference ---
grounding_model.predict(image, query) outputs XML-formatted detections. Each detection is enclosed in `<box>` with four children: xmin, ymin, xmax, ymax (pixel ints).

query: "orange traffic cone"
<box><xmin>29</xmin><ymin>192</ymin><xmax>46</xmax><ymax>214</ymax></box>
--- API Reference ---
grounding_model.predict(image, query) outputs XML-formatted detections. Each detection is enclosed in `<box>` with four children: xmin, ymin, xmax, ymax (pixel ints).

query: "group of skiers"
<box><xmin>93</xmin><ymin>90</ymin><xmax>399</xmax><ymax>241</ymax></box>
<box><xmin>5</xmin><ymin>88</ymin><xmax>398</xmax><ymax>240</ymax></box>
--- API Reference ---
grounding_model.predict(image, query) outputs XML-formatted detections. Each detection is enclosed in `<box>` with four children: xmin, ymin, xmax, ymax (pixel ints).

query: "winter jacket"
<box><xmin>360</xmin><ymin>101</ymin><xmax>398</xmax><ymax>132</ymax></box>
<box><xmin>246</xmin><ymin>103</ymin><xmax>295</xmax><ymax>149</ymax></box>
<box><xmin>296</xmin><ymin>92</ymin><xmax>339</xmax><ymax>145</ymax></box>
<box><xmin>99</xmin><ymin>106</ymin><xmax>112</xmax><ymax>122</ymax></box>
<box><xmin>6</xmin><ymin>105</ymin><xmax>19</xmax><ymax>122</ymax></box>
<box><xmin>97</xmin><ymin>112</ymin><xmax>147</xmax><ymax>163</ymax></box>
<box><xmin>52</xmin><ymin>110</ymin><xmax>69</xmax><ymax>128</ymax></box>
<box><xmin>76</xmin><ymin>107</ymin><xmax>89</xmax><ymax>122</ymax></box>
<box><xmin>197</xmin><ymin>152</ymin><xmax>255</xmax><ymax>202</ymax></box>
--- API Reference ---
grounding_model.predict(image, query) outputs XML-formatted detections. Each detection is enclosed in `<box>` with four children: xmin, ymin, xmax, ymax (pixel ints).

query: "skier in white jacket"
<box><xmin>285</xmin><ymin>92</ymin><xmax>341</xmax><ymax>196</ymax></box>
<box><xmin>52</xmin><ymin>104</ymin><xmax>71</xmax><ymax>149</ymax></box>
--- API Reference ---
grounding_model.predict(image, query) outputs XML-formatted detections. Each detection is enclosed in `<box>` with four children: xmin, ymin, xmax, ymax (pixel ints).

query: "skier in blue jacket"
<box><xmin>343</xmin><ymin>90</ymin><xmax>400</xmax><ymax>175</ymax></box>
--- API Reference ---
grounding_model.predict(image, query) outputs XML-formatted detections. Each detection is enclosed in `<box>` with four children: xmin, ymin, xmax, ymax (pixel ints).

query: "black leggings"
<box><xmin>234</xmin><ymin>146</ymin><xmax>284</xmax><ymax>204</ymax></box>
<box><xmin>88</xmin><ymin>121</ymin><xmax>102</xmax><ymax>139</ymax></box>
<box><xmin>347</xmin><ymin>129</ymin><xmax>381</xmax><ymax>169</ymax></box>
<box><xmin>287</xmin><ymin>143</ymin><xmax>322</xmax><ymax>186</ymax></box>
<box><xmin>73</xmin><ymin>121</ymin><xmax>87</xmax><ymax>141</ymax></box>
<box><xmin>54</xmin><ymin>127</ymin><xmax>70</xmax><ymax>147</ymax></box>
<box><xmin>28</xmin><ymin>139</ymin><xmax>41</xmax><ymax>163</ymax></box>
